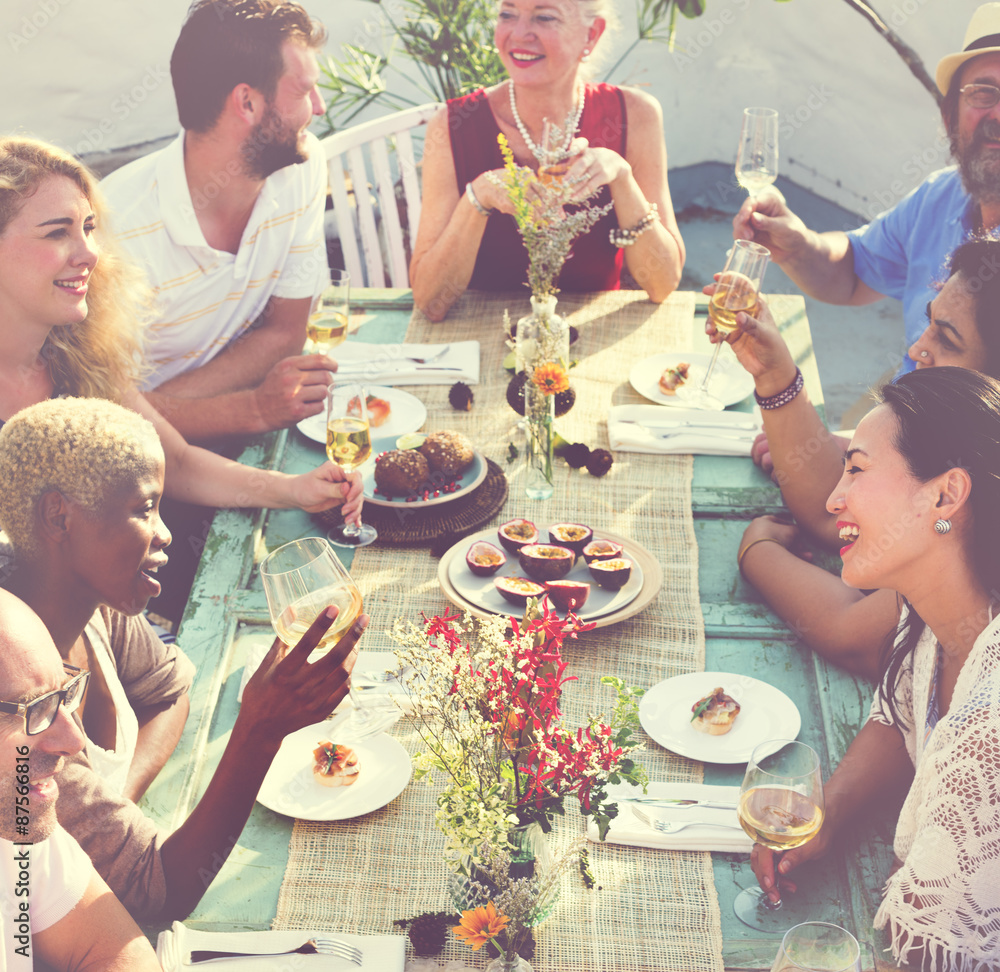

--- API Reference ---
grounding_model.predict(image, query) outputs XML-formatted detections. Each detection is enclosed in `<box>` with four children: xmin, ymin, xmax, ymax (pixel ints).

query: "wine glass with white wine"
<box><xmin>735</xmin><ymin>738</ymin><xmax>825</xmax><ymax>932</ymax></box>
<box><xmin>326</xmin><ymin>381</ymin><xmax>378</xmax><ymax>548</ymax></box>
<box><xmin>770</xmin><ymin>922</ymin><xmax>862</xmax><ymax>972</ymax></box>
<box><xmin>678</xmin><ymin>239</ymin><xmax>770</xmax><ymax>410</ymax></box>
<box><xmin>736</xmin><ymin>107</ymin><xmax>779</xmax><ymax>198</ymax></box>
<box><xmin>306</xmin><ymin>269</ymin><xmax>350</xmax><ymax>356</ymax></box>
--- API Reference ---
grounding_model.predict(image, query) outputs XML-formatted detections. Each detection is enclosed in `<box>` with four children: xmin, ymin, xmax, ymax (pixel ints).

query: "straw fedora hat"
<box><xmin>937</xmin><ymin>3</ymin><xmax>1000</xmax><ymax>95</ymax></box>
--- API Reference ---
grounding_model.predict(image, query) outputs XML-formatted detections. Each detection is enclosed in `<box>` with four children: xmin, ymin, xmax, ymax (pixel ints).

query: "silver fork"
<box><xmin>400</xmin><ymin>344</ymin><xmax>451</xmax><ymax>364</ymax></box>
<box><xmin>189</xmin><ymin>937</ymin><xmax>363</xmax><ymax>965</ymax></box>
<box><xmin>632</xmin><ymin>806</ymin><xmax>743</xmax><ymax>835</ymax></box>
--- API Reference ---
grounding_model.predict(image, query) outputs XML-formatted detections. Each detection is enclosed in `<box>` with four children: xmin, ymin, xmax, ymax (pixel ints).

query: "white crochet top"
<box><xmin>869</xmin><ymin>609</ymin><xmax>1000</xmax><ymax>971</ymax></box>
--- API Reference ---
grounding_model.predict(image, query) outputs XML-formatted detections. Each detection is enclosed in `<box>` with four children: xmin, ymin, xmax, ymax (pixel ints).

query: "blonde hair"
<box><xmin>0</xmin><ymin>137</ymin><xmax>150</xmax><ymax>401</ymax></box>
<box><xmin>0</xmin><ymin>398</ymin><xmax>162</xmax><ymax>554</ymax></box>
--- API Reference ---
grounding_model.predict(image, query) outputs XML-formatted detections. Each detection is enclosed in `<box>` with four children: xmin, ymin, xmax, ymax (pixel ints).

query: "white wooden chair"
<box><xmin>321</xmin><ymin>102</ymin><xmax>441</xmax><ymax>289</ymax></box>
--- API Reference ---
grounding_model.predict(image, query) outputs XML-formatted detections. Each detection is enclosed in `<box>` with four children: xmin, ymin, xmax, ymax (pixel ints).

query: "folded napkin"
<box><xmin>156</xmin><ymin>922</ymin><xmax>406</xmax><ymax>970</ymax></box>
<box><xmin>587</xmin><ymin>781</ymin><xmax>753</xmax><ymax>852</ymax></box>
<box><xmin>333</xmin><ymin>341</ymin><xmax>480</xmax><ymax>385</ymax></box>
<box><xmin>607</xmin><ymin>405</ymin><xmax>762</xmax><ymax>457</ymax></box>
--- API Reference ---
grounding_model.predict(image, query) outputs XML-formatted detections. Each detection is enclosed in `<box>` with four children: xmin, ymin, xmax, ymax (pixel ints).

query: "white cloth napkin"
<box><xmin>587</xmin><ymin>782</ymin><xmax>753</xmax><ymax>852</ymax></box>
<box><xmin>607</xmin><ymin>405</ymin><xmax>762</xmax><ymax>457</ymax></box>
<box><xmin>333</xmin><ymin>341</ymin><xmax>480</xmax><ymax>385</ymax></box>
<box><xmin>156</xmin><ymin>922</ymin><xmax>406</xmax><ymax>970</ymax></box>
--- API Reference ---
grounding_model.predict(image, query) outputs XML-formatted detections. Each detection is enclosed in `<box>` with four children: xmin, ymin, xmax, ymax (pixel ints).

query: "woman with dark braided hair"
<box><xmin>749</xmin><ymin>367</ymin><xmax>1000</xmax><ymax>972</ymax></box>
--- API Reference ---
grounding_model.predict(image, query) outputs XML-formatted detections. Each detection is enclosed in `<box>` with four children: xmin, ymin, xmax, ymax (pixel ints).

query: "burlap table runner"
<box><xmin>275</xmin><ymin>290</ymin><xmax>723</xmax><ymax>971</ymax></box>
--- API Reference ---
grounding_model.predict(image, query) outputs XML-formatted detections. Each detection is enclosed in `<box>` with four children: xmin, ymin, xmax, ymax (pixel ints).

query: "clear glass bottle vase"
<box><xmin>515</xmin><ymin>295</ymin><xmax>569</xmax><ymax>501</ymax></box>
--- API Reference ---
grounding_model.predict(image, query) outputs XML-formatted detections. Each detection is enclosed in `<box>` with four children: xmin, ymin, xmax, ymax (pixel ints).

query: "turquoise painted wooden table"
<box><xmin>142</xmin><ymin>290</ymin><xmax>894</xmax><ymax>969</ymax></box>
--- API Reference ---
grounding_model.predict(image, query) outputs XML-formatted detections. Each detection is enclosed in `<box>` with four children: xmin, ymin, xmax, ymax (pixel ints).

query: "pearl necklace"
<box><xmin>508</xmin><ymin>79</ymin><xmax>585</xmax><ymax>165</ymax></box>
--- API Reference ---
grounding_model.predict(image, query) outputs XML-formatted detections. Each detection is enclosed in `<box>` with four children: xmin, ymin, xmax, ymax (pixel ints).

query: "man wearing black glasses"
<box><xmin>733</xmin><ymin>3</ymin><xmax>1000</xmax><ymax>378</ymax></box>
<box><xmin>0</xmin><ymin>590</ymin><xmax>159</xmax><ymax>971</ymax></box>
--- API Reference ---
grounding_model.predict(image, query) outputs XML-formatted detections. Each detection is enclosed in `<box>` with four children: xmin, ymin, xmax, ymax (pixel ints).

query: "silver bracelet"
<box><xmin>465</xmin><ymin>181</ymin><xmax>492</xmax><ymax>217</ymax></box>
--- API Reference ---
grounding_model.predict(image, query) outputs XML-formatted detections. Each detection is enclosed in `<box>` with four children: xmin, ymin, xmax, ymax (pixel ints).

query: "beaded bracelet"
<box><xmin>609</xmin><ymin>203</ymin><xmax>658</xmax><ymax>247</ymax></box>
<box><xmin>737</xmin><ymin>537</ymin><xmax>785</xmax><ymax>576</ymax></box>
<box><xmin>465</xmin><ymin>181</ymin><xmax>492</xmax><ymax>217</ymax></box>
<box><xmin>754</xmin><ymin>367</ymin><xmax>804</xmax><ymax>410</ymax></box>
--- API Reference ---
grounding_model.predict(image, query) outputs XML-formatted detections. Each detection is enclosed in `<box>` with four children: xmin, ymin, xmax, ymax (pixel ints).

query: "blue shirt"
<box><xmin>847</xmin><ymin>167</ymin><xmax>980</xmax><ymax>374</ymax></box>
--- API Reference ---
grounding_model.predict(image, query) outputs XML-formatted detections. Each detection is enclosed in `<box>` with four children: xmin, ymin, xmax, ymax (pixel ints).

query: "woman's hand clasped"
<box><xmin>561</xmin><ymin>137</ymin><xmax>630</xmax><ymax>203</ymax></box>
<box><xmin>293</xmin><ymin>464</ymin><xmax>364</xmax><ymax>520</ymax></box>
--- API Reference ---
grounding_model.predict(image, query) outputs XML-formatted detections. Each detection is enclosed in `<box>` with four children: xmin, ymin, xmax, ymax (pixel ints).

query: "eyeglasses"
<box><xmin>0</xmin><ymin>665</ymin><xmax>90</xmax><ymax>736</ymax></box>
<box><xmin>960</xmin><ymin>83</ymin><xmax>1000</xmax><ymax>110</ymax></box>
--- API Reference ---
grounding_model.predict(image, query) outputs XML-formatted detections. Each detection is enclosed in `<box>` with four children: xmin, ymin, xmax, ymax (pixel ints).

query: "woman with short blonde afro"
<box><xmin>0</xmin><ymin>136</ymin><xmax>363</xmax><ymax>563</ymax></box>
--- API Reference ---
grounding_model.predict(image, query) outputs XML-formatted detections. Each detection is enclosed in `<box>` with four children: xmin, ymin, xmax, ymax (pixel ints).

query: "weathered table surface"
<box><xmin>143</xmin><ymin>289</ymin><xmax>894</xmax><ymax>969</ymax></box>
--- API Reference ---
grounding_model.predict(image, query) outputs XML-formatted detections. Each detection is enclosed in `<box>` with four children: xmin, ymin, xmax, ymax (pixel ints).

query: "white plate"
<box><xmin>446</xmin><ymin>526</ymin><xmax>643</xmax><ymax>622</ymax></box>
<box><xmin>365</xmin><ymin>443</ymin><xmax>488</xmax><ymax>508</ymax></box>
<box><xmin>630</xmin><ymin>352</ymin><xmax>754</xmax><ymax>408</ymax></box>
<box><xmin>296</xmin><ymin>386</ymin><xmax>428</xmax><ymax>445</ymax></box>
<box><xmin>256</xmin><ymin>722</ymin><xmax>412</xmax><ymax>820</ymax></box>
<box><xmin>639</xmin><ymin>671</ymin><xmax>801</xmax><ymax>764</ymax></box>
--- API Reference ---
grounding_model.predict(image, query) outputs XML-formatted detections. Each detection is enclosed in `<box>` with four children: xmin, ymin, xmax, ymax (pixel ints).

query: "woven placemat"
<box><xmin>315</xmin><ymin>457</ymin><xmax>508</xmax><ymax>545</ymax></box>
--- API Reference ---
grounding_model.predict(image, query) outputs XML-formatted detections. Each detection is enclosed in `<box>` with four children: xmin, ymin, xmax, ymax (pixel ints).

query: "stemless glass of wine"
<box><xmin>679</xmin><ymin>239</ymin><xmax>770</xmax><ymax>410</ymax></box>
<box><xmin>326</xmin><ymin>381</ymin><xmax>378</xmax><ymax>548</ymax></box>
<box><xmin>736</xmin><ymin>107</ymin><xmax>779</xmax><ymax>198</ymax></box>
<box><xmin>770</xmin><ymin>922</ymin><xmax>862</xmax><ymax>972</ymax></box>
<box><xmin>259</xmin><ymin>537</ymin><xmax>364</xmax><ymax>664</ymax></box>
<box><xmin>735</xmin><ymin>738</ymin><xmax>825</xmax><ymax>932</ymax></box>
<box><xmin>307</xmin><ymin>269</ymin><xmax>350</xmax><ymax>356</ymax></box>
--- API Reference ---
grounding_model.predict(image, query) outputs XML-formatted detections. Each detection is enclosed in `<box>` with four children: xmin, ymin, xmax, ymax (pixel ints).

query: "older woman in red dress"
<box><xmin>410</xmin><ymin>0</ymin><xmax>685</xmax><ymax>321</ymax></box>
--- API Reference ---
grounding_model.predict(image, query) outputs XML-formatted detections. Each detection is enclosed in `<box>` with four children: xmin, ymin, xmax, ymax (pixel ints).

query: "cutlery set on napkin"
<box><xmin>332</xmin><ymin>340</ymin><xmax>479</xmax><ymax>385</ymax></box>
<box><xmin>607</xmin><ymin>405</ymin><xmax>763</xmax><ymax>457</ymax></box>
<box><xmin>586</xmin><ymin>782</ymin><xmax>753</xmax><ymax>852</ymax></box>
<box><xmin>156</xmin><ymin>922</ymin><xmax>405</xmax><ymax>969</ymax></box>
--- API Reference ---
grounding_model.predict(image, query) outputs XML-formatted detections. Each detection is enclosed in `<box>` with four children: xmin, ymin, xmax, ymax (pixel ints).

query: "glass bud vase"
<box><xmin>515</xmin><ymin>294</ymin><xmax>569</xmax><ymax>501</ymax></box>
<box><xmin>486</xmin><ymin>955</ymin><xmax>533</xmax><ymax>972</ymax></box>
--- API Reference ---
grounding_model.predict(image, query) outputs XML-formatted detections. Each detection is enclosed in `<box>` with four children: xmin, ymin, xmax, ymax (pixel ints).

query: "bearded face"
<box><xmin>240</xmin><ymin>98</ymin><xmax>308</xmax><ymax>180</ymax></box>
<box><xmin>956</xmin><ymin>114</ymin><xmax>1000</xmax><ymax>207</ymax></box>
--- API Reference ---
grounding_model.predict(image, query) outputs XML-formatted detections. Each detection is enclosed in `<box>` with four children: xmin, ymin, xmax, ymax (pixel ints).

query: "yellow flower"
<box><xmin>452</xmin><ymin>902</ymin><xmax>510</xmax><ymax>951</ymax></box>
<box><xmin>532</xmin><ymin>362</ymin><xmax>569</xmax><ymax>395</ymax></box>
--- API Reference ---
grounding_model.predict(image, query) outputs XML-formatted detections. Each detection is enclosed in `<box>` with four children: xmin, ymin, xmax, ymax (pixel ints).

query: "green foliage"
<box><xmin>317</xmin><ymin>0</ymin><xmax>505</xmax><ymax>133</ymax></box>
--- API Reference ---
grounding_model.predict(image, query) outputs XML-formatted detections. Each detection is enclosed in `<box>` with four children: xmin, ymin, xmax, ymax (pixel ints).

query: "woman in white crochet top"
<box><xmin>750</xmin><ymin>366</ymin><xmax>1000</xmax><ymax>972</ymax></box>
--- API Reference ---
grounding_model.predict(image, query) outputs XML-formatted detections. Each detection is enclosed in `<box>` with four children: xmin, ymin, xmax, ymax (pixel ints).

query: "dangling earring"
<box><xmin>580</xmin><ymin>47</ymin><xmax>591</xmax><ymax>62</ymax></box>
<box><xmin>934</xmin><ymin>518</ymin><xmax>952</xmax><ymax>534</ymax></box>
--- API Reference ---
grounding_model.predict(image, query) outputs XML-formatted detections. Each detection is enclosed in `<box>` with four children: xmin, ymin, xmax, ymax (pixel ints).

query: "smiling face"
<box><xmin>909</xmin><ymin>272</ymin><xmax>989</xmax><ymax>370</ymax></box>
<box><xmin>954</xmin><ymin>52</ymin><xmax>1000</xmax><ymax>204</ymax></box>
<box><xmin>495</xmin><ymin>0</ymin><xmax>602</xmax><ymax>87</ymax></box>
<box><xmin>0</xmin><ymin>592</ymin><xmax>85</xmax><ymax>842</ymax></box>
<box><xmin>65</xmin><ymin>445</ymin><xmax>171</xmax><ymax>616</ymax></box>
<box><xmin>0</xmin><ymin>175</ymin><xmax>98</xmax><ymax>331</ymax></box>
<box><xmin>242</xmin><ymin>40</ymin><xmax>324</xmax><ymax>179</ymax></box>
<box><xmin>826</xmin><ymin>407</ymin><xmax>941</xmax><ymax>591</ymax></box>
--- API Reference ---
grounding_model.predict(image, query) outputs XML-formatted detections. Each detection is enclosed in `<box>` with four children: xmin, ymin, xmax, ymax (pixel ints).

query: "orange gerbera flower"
<box><xmin>452</xmin><ymin>902</ymin><xmax>510</xmax><ymax>951</ymax></box>
<box><xmin>532</xmin><ymin>362</ymin><xmax>569</xmax><ymax>395</ymax></box>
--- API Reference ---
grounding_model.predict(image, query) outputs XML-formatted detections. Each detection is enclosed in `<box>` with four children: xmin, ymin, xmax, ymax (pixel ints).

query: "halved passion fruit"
<box><xmin>494</xmin><ymin>575</ymin><xmax>546</xmax><ymax>608</ymax></box>
<box><xmin>466</xmin><ymin>540</ymin><xmax>506</xmax><ymax>577</ymax></box>
<box><xmin>588</xmin><ymin>557</ymin><xmax>633</xmax><ymax>590</ymax></box>
<box><xmin>582</xmin><ymin>538</ymin><xmax>624</xmax><ymax>564</ymax></box>
<box><xmin>497</xmin><ymin>518</ymin><xmax>539</xmax><ymax>554</ymax></box>
<box><xmin>544</xmin><ymin>579</ymin><xmax>590</xmax><ymax>612</ymax></box>
<box><xmin>518</xmin><ymin>543</ymin><xmax>576</xmax><ymax>582</ymax></box>
<box><xmin>547</xmin><ymin>522</ymin><xmax>594</xmax><ymax>557</ymax></box>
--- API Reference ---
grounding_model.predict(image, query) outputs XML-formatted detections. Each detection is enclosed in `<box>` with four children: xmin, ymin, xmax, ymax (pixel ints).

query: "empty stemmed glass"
<box><xmin>326</xmin><ymin>382</ymin><xmax>378</xmax><ymax>548</ymax></box>
<box><xmin>679</xmin><ymin>239</ymin><xmax>770</xmax><ymax>410</ymax></box>
<box><xmin>306</xmin><ymin>269</ymin><xmax>350</xmax><ymax>356</ymax></box>
<box><xmin>735</xmin><ymin>738</ymin><xmax>825</xmax><ymax>932</ymax></box>
<box><xmin>736</xmin><ymin>107</ymin><xmax>779</xmax><ymax>199</ymax></box>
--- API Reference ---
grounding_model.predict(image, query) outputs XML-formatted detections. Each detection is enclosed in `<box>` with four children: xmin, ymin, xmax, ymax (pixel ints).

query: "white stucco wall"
<box><xmin>0</xmin><ymin>0</ymin><xmax>981</xmax><ymax>215</ymax></box>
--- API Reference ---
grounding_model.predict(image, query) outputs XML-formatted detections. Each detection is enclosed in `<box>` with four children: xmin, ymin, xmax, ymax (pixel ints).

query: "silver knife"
<box><xmin>618</xmin><ymin>417</ymin><xmax>759</xmax><ymax>432</ymax></box>
<box><xmin>621</xmin><ymin>797</ymin><xmax>739</xmax><ymax>810</ymax></box>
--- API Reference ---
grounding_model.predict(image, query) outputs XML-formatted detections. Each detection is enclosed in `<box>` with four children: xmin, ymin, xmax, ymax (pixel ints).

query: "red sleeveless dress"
<box><xmin>449</xmin><ymin>84</ymin><xmax>627</xmax><ymax>292</ymax></box>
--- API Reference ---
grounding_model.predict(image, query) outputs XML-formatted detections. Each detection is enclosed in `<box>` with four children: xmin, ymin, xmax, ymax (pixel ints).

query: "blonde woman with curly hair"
<box><xmin>0</xmin><ymin>398</ymin><xmax>190</xmax><ymax>805</ymax></box>
<box><xmin>0</xmin><ymin>135</ymin><xmax>362</xmax><ymax>532</ymax></box>
<box><xmin>0</xmin><ymin>398</ymin><xmax>366</xmax><ymax>923</ymax></box>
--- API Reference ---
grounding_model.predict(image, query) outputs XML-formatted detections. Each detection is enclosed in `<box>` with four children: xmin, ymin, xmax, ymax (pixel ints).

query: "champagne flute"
<box><xmin>307</xmin><ymin>269</ymin><xmax>350</xmax><ymax>355</ymax></box>
<box><xmin>736</xmin><ymin>107</ymin><xmax>779</xmax><ymax>198</ymax></box>
<box><xmin>679</xmin><ymin>239</ymin><xmax>770</xmax><ymax>410</ymax></box>
<box><xmin>259</xmin><ymin>537</ymin><xmax>364</xmax><ymax>664</ymax></box>
<box><xmin>326</xmin><ymin>382</ymin><xmax>378</xmax><ymax>548</ymax></box>
<box><xmin>770</xmin><ymin>922</ymin><xmax>862</xmax><ymax>972</ymax></box>
<box><xmin>735</xmin><ymin>738</ymin><xmax>825</xmax><ymax>932</ymax></box>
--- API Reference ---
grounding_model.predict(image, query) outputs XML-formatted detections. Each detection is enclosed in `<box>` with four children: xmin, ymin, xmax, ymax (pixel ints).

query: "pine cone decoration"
<box><xmin>563</xmin><ymin>442</ymin><xmax>591</xmax><ymax>468</ymax></box>
<box><xmin>404</xmin><ymin>912</ymin><xmax>451</xmax><ymax>957</ymax></box>
<box><xmin>586</xmin><ymin>448</ymin><xmax>614</xmax><ymax>477</ymax></box>
<box><xmin>448</xmin><ymin>381</ymin><xmax>474</xmax><ymax>411</ymax></box>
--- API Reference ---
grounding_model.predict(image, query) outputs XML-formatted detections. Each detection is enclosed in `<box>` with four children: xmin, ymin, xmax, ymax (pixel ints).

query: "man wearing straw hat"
<box><xmin>734</xmin><ymin>3</ymin><xmax>1000</xmax><ymax>376</ymax></box>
